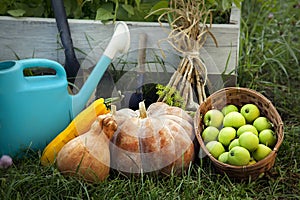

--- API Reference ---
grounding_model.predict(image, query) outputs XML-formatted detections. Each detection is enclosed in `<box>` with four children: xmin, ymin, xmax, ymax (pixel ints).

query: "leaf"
<box><xmin>149</xmin><ymin>1</ymin><xmax>169</xmax><ymax>15</ymax></box>
<box><xmin>19</xmin><ymin>3</ymin><xmax>45</xmax><ymax>17</ymax></box>
<box><xmin>121</xmin><ymin>4</ymin><xmax>134</xmax><ymax>15</ymax></box>
<box><xmin>64</xmin><ymin>0</ymin><xmax>73</xmax><ymax>17</ymax></box>
<box><xmin>135</xmin><ymin>0</ymin><xmax>141</xmax><ymax>4</ymax></box>
<box><xmin>116</xmin><ymin>7</ymin><xmax>131</xmax><ymax>20</ymax></box>
<box><xmin>221</xmin><ymin>0</ymin><xmax>231</xmax><ymax>11</ymax></box>
<box><xmin>233</xmin><ymin>0</ymin><xmax>243</xmax><ymax>9</ymax></box>
<box><xmin>7</xmin><ymin>9</ymin><xmax>26</xmax><ymax>17</ymax></box>
<box><xmin>0</xmin><ymin>4</ymin><xmax>8</xmax><ymax>15</ymax></box>
<box><xmin>101</xmin><ymin>2</ymin><xmax>114</xmax><ymax>11</ymax></box>
<box><xmin>73</xmin><ymin>6</ymin><xmax>83</xmax><ymax>19</ymax></box>
<box><xmin>77</xmin><ymin>0</ymin><xmax>84</xmax><ymax>5</ymax></box>
<box><xmin>96</xmin><ymin>8</ymin><xmax>115</xmax><ymax>21</ymax></box>
<box><xmin>135</xmin><ymin>0</ymin><xmax>141</xmax><ymax>9</ymax></box>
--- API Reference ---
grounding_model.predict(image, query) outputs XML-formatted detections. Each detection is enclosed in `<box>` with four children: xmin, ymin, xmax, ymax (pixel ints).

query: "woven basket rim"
<box><xmin>195</xmin><ymin>87</ymin><xmax>284</xmax><ymax>173</ymax></box>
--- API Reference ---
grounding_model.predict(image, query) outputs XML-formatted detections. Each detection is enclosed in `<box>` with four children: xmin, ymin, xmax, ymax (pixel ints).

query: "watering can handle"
<box><xmin>19</xmin><ymin>58</ymin><xmax>66</xmax><ymax>78</ymax></box>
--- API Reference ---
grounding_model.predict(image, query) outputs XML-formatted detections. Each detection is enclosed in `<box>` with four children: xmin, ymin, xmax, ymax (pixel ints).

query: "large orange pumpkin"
<box><xmin>110</xmin><ymin>102</ymin><xmax>195</xmax><ymax>175</ymax></box>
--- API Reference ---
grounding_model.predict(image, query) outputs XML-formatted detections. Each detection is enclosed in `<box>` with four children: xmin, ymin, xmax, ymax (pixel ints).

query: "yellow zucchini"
<box><xmin>41</xmin><ymin>98</ymin><xmax>109</xmax><ymax>166</ymax></box>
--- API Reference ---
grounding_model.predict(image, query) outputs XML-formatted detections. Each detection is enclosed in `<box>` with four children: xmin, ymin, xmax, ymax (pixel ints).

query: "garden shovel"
<box><xmin>51</xmin><ymin>0</ymin><xmax>81</xmax><ymax>87</ymax></box>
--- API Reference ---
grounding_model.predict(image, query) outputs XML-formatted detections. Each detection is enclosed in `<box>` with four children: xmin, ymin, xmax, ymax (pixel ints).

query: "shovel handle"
<box><xmin>51</xmin><ymin>0</ymin><xmax>80</xmax><ymax>85</ymax></box>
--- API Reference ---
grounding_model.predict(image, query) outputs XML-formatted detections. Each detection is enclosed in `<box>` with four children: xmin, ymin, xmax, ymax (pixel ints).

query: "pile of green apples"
<box><xmin>202</xmin><ymin>103</ymin><xmax>277</xmax><ymax>166</ymax></box>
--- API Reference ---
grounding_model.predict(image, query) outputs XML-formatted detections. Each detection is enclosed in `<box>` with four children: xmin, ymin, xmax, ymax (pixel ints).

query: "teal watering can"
<box><xmin>0</xmin><ymin>22</ymin><xmax>130</xmax><ymax>156</ymax></box>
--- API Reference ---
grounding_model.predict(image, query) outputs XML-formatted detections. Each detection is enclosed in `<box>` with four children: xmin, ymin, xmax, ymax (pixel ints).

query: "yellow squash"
<box><xmin>41</xmin><ymin>98</ymin><xmax>109</xmax><ymax>166</ymax></box>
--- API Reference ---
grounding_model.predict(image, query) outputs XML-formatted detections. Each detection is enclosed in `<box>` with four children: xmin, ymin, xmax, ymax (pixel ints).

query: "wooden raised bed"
<box><xmin>0</xmin><ymin>6</ymin><xmax>240</xmax><ymax>92</ymax></box>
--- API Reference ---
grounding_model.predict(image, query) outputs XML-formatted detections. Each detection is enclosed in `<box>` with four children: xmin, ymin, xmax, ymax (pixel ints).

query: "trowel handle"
<box><xmin>19</xmin><ymin>58</ymin><xmax>66</xmax><ymax>78</ymax></box>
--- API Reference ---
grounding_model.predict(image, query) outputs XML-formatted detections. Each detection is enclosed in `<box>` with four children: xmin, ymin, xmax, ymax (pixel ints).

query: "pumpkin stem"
<box><xmin>139</xmin><ymin>101</ymin><xmax>147</xmax><ymax>118</ymax></box>
<box><xmin>110</xmin><ymin>104</ymin><xmax>117</xmax><ymax>116</ymax></box>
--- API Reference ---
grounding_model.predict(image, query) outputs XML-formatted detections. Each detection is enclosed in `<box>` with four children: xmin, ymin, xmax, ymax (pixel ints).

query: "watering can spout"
<box><xmin>71</xmin><ymin>22</ymin><xmax>130</xmax><ymax>117</ymax></box>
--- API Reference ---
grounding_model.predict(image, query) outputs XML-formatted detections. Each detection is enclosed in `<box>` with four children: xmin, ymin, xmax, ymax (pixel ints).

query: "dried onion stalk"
<box><xmin>148</xmin><ymin>0</ymin><xmax>218</xmax><ymax>110</ymax></box>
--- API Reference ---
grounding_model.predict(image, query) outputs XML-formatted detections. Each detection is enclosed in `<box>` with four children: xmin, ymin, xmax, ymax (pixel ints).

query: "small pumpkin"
<box><xmin>56</xmin><ymin>114</ymin><xmax>117</xmax><ymax>182</ymax></box>
<box><xmin>110</xmin><ymin>101</ymin><xmax>195</xmax><ymax>175</ymax></box>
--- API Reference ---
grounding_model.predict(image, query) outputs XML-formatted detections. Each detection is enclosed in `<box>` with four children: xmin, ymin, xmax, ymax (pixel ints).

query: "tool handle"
<box><xmin>51</xmin><ymin>0</ymin><xmax>80</xmax><ymax>85</ymax></box>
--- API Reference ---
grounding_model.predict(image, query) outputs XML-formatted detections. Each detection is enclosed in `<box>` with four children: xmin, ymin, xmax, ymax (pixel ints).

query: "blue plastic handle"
<box><xmin>19</xmin><ymin>58</ymin><xmax>66</xmax><ymax>78</ymax></box>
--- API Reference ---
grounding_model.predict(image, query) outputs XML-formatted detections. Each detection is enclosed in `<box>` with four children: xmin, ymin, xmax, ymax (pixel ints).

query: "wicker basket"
<box><xmin>194</xmin><ymin>87</ymin><xmax>284</xmax><ymax>180</ymax></box>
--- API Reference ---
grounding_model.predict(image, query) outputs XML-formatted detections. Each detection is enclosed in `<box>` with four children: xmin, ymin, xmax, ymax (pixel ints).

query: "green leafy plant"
<box><xmin>148</xmin><ymin>0</ymin><xmax>243</xmax><ymax>24</ymax></box>
<box><xmin>0</xmin><ymin>0</ymin><xmax>52</xmax><ymax>17</ymax></box>
<box><xmin>0</xmin><ymin>0</ymin><xmax>166</xmax><ymax>22</ymax></box>
<box><xmin>207</xmin><ymin>0</ymin><xmax>243</xmax><ymax>23</ymax></box>
<box><xmin>90</xmin><ymin>0</ymin><xmax>168</xmax><ymax>22</ymax></box>
<box><xmin>156</xmin><ymin>84</ymin><xmax>184</xmax><ymax>108</ymax></box>
<box><xmin>0</xmin><ymin>0</ymin><xmax>243</xmax><ymax>24</ymax></box>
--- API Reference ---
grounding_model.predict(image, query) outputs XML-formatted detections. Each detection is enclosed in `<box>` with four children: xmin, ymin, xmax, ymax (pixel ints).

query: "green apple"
<box><xmin>253</xmin><ymin>116</ymin><xmax>273</xmax><ymax>132</ymax></box>
<box><xmin>223</xmin><ymin>111</ymin><xmax>246</xmax><ymax>129</ymax></box>
<box><xmin>239</xmin><ymin>131</ymin><xmax>259</xmax><ymax>152</ymax></box>
<box><xmin>240</xmin><ymin>103</ymin><xmax>260</xmax><ymax>123</ymax></box>
<box><xmin>248</xmin><ymin>157</ymin><xmax>257</xmax><ymax>165</ymax></box>
<box><xmin>227</xmin><ymin>146</ymin><xmax>251</xmax><ymax>166</ymax></box>
<box><xmin>228</xmin><ymin>138</ymin><xmax>240</xmax><ymax>150</ymax></box>
<box><xmin>218</xmin><ymin>152</ymin><xmax>229</xmax><ymax>163</ymax></box>
<box><xmin>203</xmin><ymin>109</ymin><xmax>224</xmax><ymax>128</ymax></box>
<box><xmin>252</xmin><ymin>144</ymin><xmax>272</xmax><ymax>161</ymax></box>
<box><xmin>218</xmin><ymin>127</ymin><xmax>236</xmax><ymax>146</ymax></box>
<box><xmin>205</xmin><ymin>141</ymin><xmax>225</xmax><ymax>159</ymax></box>
<box><xmin>221</xmin><ymin>104</ymin><xmax>239</xmax><ymax>116</ymax></box>
<box><xmin>202</xmin><ymin>126</ymin><xmax>220</xmax><ymax>143</ymax></box>
<box><xmin>259</xmin><ymin>129</ymin><xmax>277</xmax><ymax>147</ymax></box>
<box><xmin>237</xmin><ymin>124</ymin><xmax>258</xmax><ymax>137</ymax></box>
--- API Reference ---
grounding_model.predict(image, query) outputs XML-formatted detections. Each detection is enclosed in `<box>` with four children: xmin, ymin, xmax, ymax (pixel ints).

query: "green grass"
<box><xmin>238</xmin><ymin>0</ymin><xmax>300</xmax><ymax>123</ymax></box>
<box><xmin>1</xmin><ymin>1</ymin><xmax>300</xmax><ymax>199</ymax></box>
